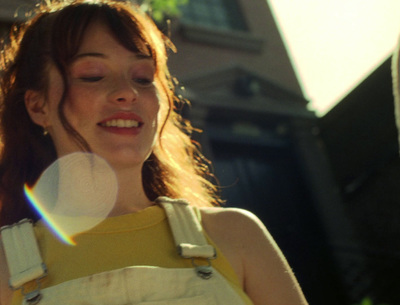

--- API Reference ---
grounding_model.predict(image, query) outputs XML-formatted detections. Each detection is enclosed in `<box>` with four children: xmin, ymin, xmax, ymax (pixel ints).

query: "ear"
<box><xmin>24</xmin><ymin>90</ymin><xmax>49</xmax><ymax>127</ymax></box>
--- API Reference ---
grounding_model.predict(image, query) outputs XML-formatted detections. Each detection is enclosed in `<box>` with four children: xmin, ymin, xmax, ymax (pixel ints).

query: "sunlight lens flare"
<box><xmin>24</xmin><ymin>152</ymin><xmax>118</xmax><ymax>246</ymax></box>
<box><xmin>24</xmin><ymin>184</ymin><xmax>76</xmax><ymax>245</ymax></box>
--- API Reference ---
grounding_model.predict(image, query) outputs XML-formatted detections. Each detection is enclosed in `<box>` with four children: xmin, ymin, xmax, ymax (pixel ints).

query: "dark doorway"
<box><xmin>210</xmin><ymin>138</ymin><xmax>346</xmax><ymax>305</ymax></box>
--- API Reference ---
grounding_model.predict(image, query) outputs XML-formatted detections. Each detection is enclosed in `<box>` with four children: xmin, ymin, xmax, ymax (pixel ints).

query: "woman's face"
<box><xmin>28</xmin><ymin>22</ymin><xmax>161</xmax><ymax>170</ymax></box>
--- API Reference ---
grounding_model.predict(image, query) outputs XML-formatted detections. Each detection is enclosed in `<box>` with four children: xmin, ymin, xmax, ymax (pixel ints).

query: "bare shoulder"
<box><xmin>200</xmin><ymin>206</ymin><xmax>277</xmax><ymax>255</ymax></box>
<box><xmin>199</xmin><ymin>207</ymin><xmax>282</xmax><ymax>275</ymax></box>
<box><xmin>200</xmin><ymin>205</ymin><xmax>261</xmax><ymax>224</ymax></box>
<box><xmin>200</xmin><ymin>206</ymin><xmax>261</xmax><ymax>233</ymax></box>
<box><xmin>0</xmin><ymin>235</ymin><xmax>12</xmax><ymax>305</ymax></box>
<box><xmin>200</xmin><ymin>206</ymin><xmax>308</xmax><ymax>305</ymax></box>
<box><xmin>199</xmin><ymin>207</ymin><xmax>269</xmax><ymax>258</ymax></box>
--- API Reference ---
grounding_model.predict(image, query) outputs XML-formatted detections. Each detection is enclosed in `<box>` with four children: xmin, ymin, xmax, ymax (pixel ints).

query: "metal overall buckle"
<box><xmin>12</xmin><ymin>270</ymin><xmax>46</xmax><ymax>305</ymax></box>
<box><xmin>20</xmin><ymin>278</ymin><xmax>43</xmax><ymax>305</ymax></box>
<box><xmin>191</xmin><ymin>258</ymin><xmax>214</xmax><ymax>280</ymax></box>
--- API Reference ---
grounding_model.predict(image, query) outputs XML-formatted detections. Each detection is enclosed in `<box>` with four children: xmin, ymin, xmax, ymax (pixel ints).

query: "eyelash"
<box><xmin>79</xmin><ymin>76</ymin><xmax>102</xmax><ymax>82</ymax></box>
<box><xmin>79</xmin><ymin>77</ymin><xmax>153</xmax><ymax>86</ymax></box>
<box><xmin>133</xmin><ymin>78</ymin><xmax>153</xmax><ymax>86</ymax></box>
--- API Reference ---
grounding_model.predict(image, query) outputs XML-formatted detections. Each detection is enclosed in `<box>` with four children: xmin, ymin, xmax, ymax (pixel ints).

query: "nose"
<box><xmin>109</xmin><ymin>79</ymin><xmax>138</xmax><ymax>104</ymax></box>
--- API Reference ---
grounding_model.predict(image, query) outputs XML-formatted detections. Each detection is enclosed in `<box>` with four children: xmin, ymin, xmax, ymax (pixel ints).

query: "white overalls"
<box><xmin>1</xmin><ymin>197</ymin><xmax>251</xmax><ymax>305</ymax></box>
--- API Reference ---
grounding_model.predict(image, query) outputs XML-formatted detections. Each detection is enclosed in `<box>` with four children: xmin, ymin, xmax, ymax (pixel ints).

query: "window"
<box><xmin>181</xmin><ymin>0</ymin><xmax>247</xmax><ymax>31</ymax></box>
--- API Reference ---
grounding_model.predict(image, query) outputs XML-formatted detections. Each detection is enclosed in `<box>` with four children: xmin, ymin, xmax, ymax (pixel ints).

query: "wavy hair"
<box><xmin>0</xmin><ymin>0</ymin><xmax>221</xmax><ymax>226</ymax></box>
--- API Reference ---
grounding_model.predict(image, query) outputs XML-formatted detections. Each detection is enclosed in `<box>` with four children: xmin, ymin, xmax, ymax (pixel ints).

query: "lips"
<box><xmin>100</xmin><ymin>119</ymin><xmax>139</xmax><ymax>128</ymax></box>
<box><xmin>99</xmin><ymin>112</ymin><xmax>143</xmax><ymax>126</ymax></box>
<box><xmin>98</xmin><ymin>112</ymin><xmax>144</xmax><ymax>134</ymax></box>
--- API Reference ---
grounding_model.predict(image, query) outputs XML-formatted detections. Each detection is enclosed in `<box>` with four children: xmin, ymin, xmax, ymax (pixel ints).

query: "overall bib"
<box><xmin>1</xmin><ymin>197</ymin><xmax>252</xmax><ymax>305</ymax></box>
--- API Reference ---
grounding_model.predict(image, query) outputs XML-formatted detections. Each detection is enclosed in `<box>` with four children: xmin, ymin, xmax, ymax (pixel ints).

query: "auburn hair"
<box><xmin>0</xmin><ymin>0</ymin><xmax>221</xmax><ymax>226</ymax></box>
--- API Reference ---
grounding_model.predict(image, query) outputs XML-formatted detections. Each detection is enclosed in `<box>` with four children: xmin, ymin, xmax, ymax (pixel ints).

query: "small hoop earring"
<box><xmin>43</xmin><ymin>127</ymin><xmax>49</xmax><ymax>136</ymax></box>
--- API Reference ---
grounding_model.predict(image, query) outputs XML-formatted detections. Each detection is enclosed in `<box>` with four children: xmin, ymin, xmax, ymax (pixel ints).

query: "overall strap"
<box><xmin>156</xmin><ymin>197</ymin><xmax>216</xmax><ymax>260</ymax></box>
<box><xmin>0</xmin><ymin>219</ymin><xmax>47</xmax><ymax>290</ymax></box>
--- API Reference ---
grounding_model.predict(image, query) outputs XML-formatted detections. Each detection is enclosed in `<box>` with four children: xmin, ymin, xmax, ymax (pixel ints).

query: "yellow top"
<box><xmin>12</xmin><ymin>205</ymin><xmax>253</xmax><ymax>305</ymax></box>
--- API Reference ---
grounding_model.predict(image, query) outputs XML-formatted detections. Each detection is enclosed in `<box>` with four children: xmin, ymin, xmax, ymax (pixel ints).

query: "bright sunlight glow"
<box><xmin>24</xmin><ymin>184</ymin><xmax>77</xmax><ymax>246</ymax></box>
<box><xmin>267</xmin><ymin>0</ymin><xmax>400</xmax><ymax>116</ymax></box>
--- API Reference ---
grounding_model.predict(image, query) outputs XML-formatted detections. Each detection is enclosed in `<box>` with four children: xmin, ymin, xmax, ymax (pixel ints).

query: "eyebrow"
<box><xmin>73</xmin><ymin>52</ymin><xmax>106</xmax><ymax>61</ymax></box>
<box><xmin>72</xmin><ymin>52</ymin><xmax>153</xmax><ymax>62</ymax></box>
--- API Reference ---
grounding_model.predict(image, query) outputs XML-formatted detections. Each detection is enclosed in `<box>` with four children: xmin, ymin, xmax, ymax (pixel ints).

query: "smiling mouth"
<box><xmin>99</xmin><ymin>119</ymin><xmax>141</xmax><ymax>128</ymax></box>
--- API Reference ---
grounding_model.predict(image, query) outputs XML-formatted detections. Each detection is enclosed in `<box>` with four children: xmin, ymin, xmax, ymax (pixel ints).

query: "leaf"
<box><xmin>356</xmin><ymin>297</ymin><xmax>372</xmax><ymax>305</ymax></box>
<box><xmin>147</xmin><ymin>0</ymin><xmax>188</xmax><ymax>21</ymax></box>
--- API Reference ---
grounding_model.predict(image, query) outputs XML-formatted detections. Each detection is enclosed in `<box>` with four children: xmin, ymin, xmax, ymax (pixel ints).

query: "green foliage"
<box><xmin>138</xmin><ymin>0</ymin><xmax>188</xmax><ymax>22</ymax></box>
<box><xmin>352</xmin><ymin>297</ymin><xmax>389</xmax><ymax>305</ymax></box>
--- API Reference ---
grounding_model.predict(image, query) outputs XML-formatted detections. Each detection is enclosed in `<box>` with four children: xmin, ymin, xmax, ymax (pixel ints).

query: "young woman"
<box><xmin>0</xmin><ymin>1</ymin><xmax>308</xmax><ymax>304</ymax></box>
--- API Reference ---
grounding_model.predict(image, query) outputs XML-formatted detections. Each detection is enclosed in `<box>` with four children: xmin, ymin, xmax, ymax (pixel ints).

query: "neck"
<box><xmin>108</xmin><ymin>165</ymin><xmax>153</xmax><ymax>216</ymax></box>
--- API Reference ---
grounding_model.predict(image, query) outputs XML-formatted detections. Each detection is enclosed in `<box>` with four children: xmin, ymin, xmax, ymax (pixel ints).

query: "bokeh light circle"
<box><xmin>28</xmin><ymin>152</ymin><xmax>118</xmax><ymax>243</ymax></box>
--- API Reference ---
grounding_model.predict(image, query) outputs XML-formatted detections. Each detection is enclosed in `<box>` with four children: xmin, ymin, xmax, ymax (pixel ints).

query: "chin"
<box><xmin>103</xmin><ymin>153</ymin><xmax>147</xmax><ymax>170</ymax></box>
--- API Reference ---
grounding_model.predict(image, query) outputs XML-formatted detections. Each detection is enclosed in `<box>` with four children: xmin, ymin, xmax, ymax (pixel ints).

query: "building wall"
<box><xmin>168</xmin><ymin>0</ymin><xmax>304</xmax><ymax>97</ymax></box>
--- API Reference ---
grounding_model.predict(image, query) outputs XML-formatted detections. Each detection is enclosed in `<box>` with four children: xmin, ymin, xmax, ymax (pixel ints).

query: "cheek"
<box><xmin>145</xmin><ymin>89</ymin><xmax>161</xmax><ymax>126</ymax></box>
<box><xmin>63</xmin><ymin>103</ymin><xmax>82</xmax><ymax>128</ymax></box>
<box><xmin>152</xmin><ymin>88</ymin><xmax>168</xmax><ymax>128</ymax></box>
<box><xmin>62</xmin><ymin>87</ymin><xmax>96</xmax><ymax>127</ymax></box>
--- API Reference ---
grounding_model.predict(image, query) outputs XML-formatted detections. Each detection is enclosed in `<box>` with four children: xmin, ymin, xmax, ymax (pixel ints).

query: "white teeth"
<box><xmin>102</xmin><ymin>119</ymin><xmax>139</xmax><ymax>128</ymax></box>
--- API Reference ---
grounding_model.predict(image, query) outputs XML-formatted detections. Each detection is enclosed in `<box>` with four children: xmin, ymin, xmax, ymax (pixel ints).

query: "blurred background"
<box><xmin>1</xmin><ymin>0</ymin><xmax>400</xmax><ymax>304</ymax></box>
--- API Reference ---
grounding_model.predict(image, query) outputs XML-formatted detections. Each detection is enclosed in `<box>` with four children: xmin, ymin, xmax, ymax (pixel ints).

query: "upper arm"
<box><xmin>238</xmin><ymin>210</ymin><xmax>308</xmax><ymax>305</ymax></box>
<box><xmin>201</xmin><ymin>207</ymin><xmax>308</xmax><ymax>305</ymax></box>
<box><xmin>0</xmin><ymin>236</ymin><xmax>12</xmax><ymax>305</ymax></box>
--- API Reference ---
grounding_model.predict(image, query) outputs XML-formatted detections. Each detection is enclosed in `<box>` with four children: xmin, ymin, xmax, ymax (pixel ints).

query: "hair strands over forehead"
<box><xmin>0</xmin><ymin>0</ymin><xmax>222</xmax><ymax>226</ymax></box>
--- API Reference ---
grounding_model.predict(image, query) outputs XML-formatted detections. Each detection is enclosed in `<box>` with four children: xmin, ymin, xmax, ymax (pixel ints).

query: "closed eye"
<box><xmin>134</xmin><ymin>78</ymin><xmax>153</xmax><ymax>86</ymax></box>
<box><xmin>80</xmin><ymin>76</ymin><xmax>104</xmax><ymax>82</ymax></box>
